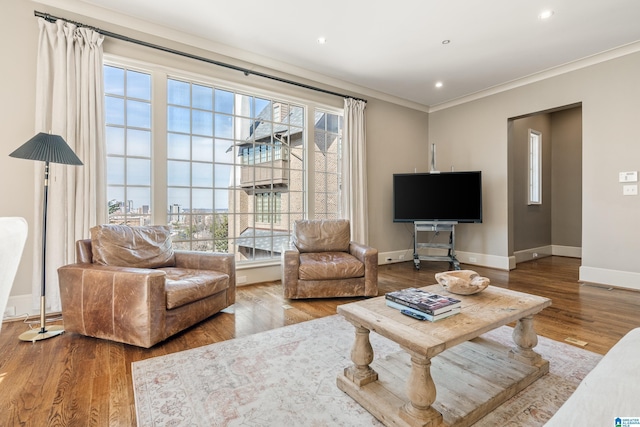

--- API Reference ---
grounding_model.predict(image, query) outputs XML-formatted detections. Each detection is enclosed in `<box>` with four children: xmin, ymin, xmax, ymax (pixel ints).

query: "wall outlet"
<box><xmin>3</xmin><ymin>306</ymin><xmax>16</xmax><ymax>317</ymax></box>
<box><xmin>237</xmin><ymin>276</ymin><xmax>247</xmax><ymax>284</ymax></box>
<box><xmin>469</xmin><ymin>257</ymin><xmax>477</xmax><ymax>263</ymax></box>
<box><xmin>399</xmin><ymin>254</ymin><xmax>405</xmax><ymax>260</ymax></box>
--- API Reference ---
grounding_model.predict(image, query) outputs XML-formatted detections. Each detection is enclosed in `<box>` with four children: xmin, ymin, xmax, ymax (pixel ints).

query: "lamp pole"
<box><xmin>9</xmin><ymin>132</ymin><xmax>82</xmax><ymax>342</ymax></box>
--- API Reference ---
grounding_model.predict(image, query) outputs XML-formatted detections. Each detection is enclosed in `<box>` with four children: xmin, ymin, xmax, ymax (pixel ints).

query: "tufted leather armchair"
<box><xmin>58</xmin><ymin>225</ymin><xmax>235</xmax><ymax>348</ymax></box>
<box><xmin>281</xmin><ymin>219</ymin><xmax>378</xmax><ymax>299</ymax></box>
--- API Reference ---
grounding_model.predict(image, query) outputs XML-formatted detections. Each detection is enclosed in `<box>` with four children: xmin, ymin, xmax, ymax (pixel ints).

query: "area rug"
<box><xmin>132</xmin><ymin>315</ymin><xmax>601</xmax><ymax>427</ymax></box>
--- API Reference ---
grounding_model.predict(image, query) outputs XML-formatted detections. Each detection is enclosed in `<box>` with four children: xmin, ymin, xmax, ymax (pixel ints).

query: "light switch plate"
<box><xmin>619</xmin><ymin>171</ymin><xmax>638</xmax><ymax>182</ymax></box>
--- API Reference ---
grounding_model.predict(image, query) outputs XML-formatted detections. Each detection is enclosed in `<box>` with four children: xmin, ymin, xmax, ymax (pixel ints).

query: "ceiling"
<box><xmin>76</xmin><ymin>0</ymin><xmax>640</xmax><ymax>107</ymax></box>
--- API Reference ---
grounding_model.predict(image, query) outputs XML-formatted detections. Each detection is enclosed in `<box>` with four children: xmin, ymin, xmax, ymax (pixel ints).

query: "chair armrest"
<box><xmin>349</xmin><ymin>242</ymin><xmax>379</xmax><ymax>297</ymax></box>
<box><xmin>58</xmin><ymin>263</ymin><xmax>167</xmax><ymax>348</ymax></box>
<box><xmin>281</xmin><ymin>244</ymin><xmax>300</xmax><ymax>299</ymax></box>
<box><xmin>174</xmin><ymin>251</ymin><xmax>235</xmax><ymax>274</ymax></box>
<box><xmin>349</xmin><ymin>242</ymin><xmax>377</xmax><ymax>263</ymax></box>
<box><xmin>174</xmin><ymin>251</ymin><xmax>236</xmax><ymax>305</ymax></box>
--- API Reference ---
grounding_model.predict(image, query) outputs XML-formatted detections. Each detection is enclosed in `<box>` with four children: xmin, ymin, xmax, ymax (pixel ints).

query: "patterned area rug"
<box><xmin>132</xmin><ymin>315</ymin><xmax>601</xmax><ymax>426</ymax></box>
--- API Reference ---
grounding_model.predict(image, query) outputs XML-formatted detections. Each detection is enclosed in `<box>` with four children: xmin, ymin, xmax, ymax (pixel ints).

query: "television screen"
<box><xmin>393</xmin><ymin>171</ymin><xmax>482</xmax><ymax>223</ymax></box>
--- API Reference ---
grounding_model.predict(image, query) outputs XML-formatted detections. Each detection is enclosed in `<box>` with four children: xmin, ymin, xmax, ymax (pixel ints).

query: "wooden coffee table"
<box><xmin>336</xmin><ymin>285</ymin><xmax>551</xmax><ymax>427</ymax></box>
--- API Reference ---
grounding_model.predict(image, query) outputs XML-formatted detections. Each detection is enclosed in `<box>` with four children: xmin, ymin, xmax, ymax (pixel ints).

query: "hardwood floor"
<box><xmin>1</xmin><ymin>256</ymin><xmax>639</xmax><ymax>426</ymax></box>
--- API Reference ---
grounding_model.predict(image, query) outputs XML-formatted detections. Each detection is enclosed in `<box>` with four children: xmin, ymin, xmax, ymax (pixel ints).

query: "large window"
<box><xmin>314</xmin><ymin>110</ymin><xmax>342</xmax><ymax>218</ymax></box>
<box><xmin>104</xmin><ymin>65</ymin><xmax>152</xmax><ymax>226</ymax></box>
<box><xmin>104</xmin><ymin>62</ymin><xmax>342</xmax><ymax>264</ymax></box>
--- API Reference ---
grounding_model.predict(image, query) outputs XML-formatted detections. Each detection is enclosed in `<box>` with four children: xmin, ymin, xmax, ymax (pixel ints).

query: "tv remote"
<box><xmin>400</xmin><ymin>309</ymin><xmax>428</xmax><ymax>321</ymax></box>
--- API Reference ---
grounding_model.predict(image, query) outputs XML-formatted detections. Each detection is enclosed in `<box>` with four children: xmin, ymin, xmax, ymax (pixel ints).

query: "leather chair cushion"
<box><xmin>91</xmin><ymin>224</ymin><xmax>176</xmax><ymax>268</ymax></box>
<box><xmin>161</xmin><ymin>268</ymin><xmax>230</xmax><ymax>309</ymax></box>
<box><xmin>293</xmin><ymin>219</ymin><xmax>350</xmax><ymax>253</ymax></box>
<box><xmin>298</xmin><ymin>252</ymin><xmax>365</xmax><ymax>280</ymax></box>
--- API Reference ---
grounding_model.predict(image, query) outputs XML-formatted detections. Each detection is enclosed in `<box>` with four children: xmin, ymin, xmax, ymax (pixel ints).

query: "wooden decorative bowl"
<box><xmin>435</xmin><ymin>270</ymin><xmax>490</xmax><ymax>295</ymax></box>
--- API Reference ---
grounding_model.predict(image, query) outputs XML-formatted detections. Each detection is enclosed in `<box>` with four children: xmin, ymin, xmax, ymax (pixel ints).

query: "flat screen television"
<box><xmin>393</xmin><ymin>171</ymin><xmax>482</xmax><ymax>223</ymax></box>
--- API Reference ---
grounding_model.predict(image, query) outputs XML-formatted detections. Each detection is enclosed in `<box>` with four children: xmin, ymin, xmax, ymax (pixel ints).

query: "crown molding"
<box><xmin>428</xmin><ymin>40</ymin><xmax>640</xmax><ymax>113</ymax></box>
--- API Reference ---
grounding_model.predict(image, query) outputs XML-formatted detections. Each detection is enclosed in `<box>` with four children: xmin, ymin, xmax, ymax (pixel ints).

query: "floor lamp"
<box><xmin>9</xmin><ymin>132</ymin><xmax>83</xmax><ymax>342</ymax></box>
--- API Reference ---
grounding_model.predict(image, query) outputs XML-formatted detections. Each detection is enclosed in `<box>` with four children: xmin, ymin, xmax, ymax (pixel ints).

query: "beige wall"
<box><xmin>1</xmin><ymin>0</ymin><xmax>39</xmax><ymax>306</ymax></box>
<box><xmin>2</xmin><ymin>0</ymin><xmax>428</xmax><ymax>306</ymax></box>
<box><xmin>429</xmin><ymin>52</ymin><xmax>640</xmax><ymax>289</ymax></box>
<box><xmin>366</xmin><ymin>98</ymin><xmax>430</xmax><ymax>253</ymax></box>
<box><xmin>5</xmin><ymin>0</ymin><xmax>639</xmax><ymax>310</ymax></box>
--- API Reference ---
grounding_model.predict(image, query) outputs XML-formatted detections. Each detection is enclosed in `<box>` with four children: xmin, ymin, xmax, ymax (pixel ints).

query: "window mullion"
<box><xmin>152</xmin><ymin>69</ymin><xmax>168</xmax><ymax>225</ymax></box>
<box><xmin>306</xmin><ymin>106</ymin><xmax>315</xmax><ymax>218</ymax></box>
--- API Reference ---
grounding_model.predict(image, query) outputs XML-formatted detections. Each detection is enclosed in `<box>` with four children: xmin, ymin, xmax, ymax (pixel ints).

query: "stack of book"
<box><xmin>385</xmin><ymin>288</ymin><xmax>462</xmax><ymax>321</ymax></box>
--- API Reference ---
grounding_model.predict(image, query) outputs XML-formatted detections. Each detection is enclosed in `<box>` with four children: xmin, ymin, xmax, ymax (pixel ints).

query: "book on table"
<box><xmin>385</xmin><ymin>287</ymin><xmax>461</xmax><ymax>315</ymax></box>
<box><xmin>386</xmin><ymin>299</ymin><xmax>461</xmax><ymax>321</ymax></box>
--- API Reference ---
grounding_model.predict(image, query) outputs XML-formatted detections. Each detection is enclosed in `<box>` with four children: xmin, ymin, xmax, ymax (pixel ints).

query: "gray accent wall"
<box><xmin>510</xmin><ymin>114</ymin><xmax>553</xmax><ymax>253</ymax></box>
<box><xmin>551</xmin><ymin>107</ymin><xmax>582</xmax><ymax>248</ymax></box>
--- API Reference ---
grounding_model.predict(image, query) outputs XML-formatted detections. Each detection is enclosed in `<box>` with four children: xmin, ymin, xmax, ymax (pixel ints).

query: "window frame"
<box><xmin>104</xmin><ymin>64</ymin><xmax>153</xmax><ymax>227</ymax></box>
<box><xmin>104</xmin><ymin>55</ymin><xmax>344</xmax><ymax>266</ymax></box>
<box><xmin>528</xmin><ymin>128</ymin><xmax>542</xmax><ymax>205</ymax></box>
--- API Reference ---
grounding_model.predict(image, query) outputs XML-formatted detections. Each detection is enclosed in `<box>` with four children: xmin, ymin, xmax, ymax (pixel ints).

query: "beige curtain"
<box><xmin>32</xmin><ymin>18</ymin><xmax>105</xmax><ymax>312</ymax></box>
<box><xmin>342</xmin><ymin>98</ymin><xmax>368</xmax><ymax>244</ymax></box>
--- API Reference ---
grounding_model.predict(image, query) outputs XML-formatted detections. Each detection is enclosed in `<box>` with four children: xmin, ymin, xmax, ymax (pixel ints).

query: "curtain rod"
<box><xmin>34</xmin><ymin>10</ymin><xmax>367</xmax><ymax>103</ymax></box>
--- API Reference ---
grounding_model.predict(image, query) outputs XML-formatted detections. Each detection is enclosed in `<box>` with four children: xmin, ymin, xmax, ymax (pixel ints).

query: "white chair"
<box><xmin>0</xmin><ymin>217</ymin><xmax>28</xmax><ymax>332</ymax></box>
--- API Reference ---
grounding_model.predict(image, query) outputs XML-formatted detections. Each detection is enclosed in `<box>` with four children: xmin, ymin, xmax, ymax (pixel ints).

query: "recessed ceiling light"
<box><xmin>435</xmin><ymin>81</ymin><xmax>443</xmax><ymax>88</ymax></box>
<box><xmin>317</xmin><ymin>37</ymin><xmax>327</xmax><ymax>45</ymax></box>
<box><xmin>539</xmin><ymin>10</ymin><xmax>554</xmax><ymax>20</ymax></box>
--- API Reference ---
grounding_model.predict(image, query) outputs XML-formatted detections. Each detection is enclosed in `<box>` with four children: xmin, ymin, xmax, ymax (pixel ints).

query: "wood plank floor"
<box><xmin>1</xmin><ymin>256</ymin><xmax>639</xmax><ymax>426</ymax></box>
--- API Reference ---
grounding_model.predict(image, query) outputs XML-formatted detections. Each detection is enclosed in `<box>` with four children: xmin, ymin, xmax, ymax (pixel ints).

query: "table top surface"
<box><xmin>337</xmin><ymin>284</ymin><xmax>551</xmax><ymax>358</ymax></box>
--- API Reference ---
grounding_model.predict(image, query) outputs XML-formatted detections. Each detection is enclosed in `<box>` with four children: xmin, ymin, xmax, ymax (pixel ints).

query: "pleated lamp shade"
<box><xmin>9</xmin><ymin>132</ymin><xmax>83</xmax><ymax>165</ymax></box>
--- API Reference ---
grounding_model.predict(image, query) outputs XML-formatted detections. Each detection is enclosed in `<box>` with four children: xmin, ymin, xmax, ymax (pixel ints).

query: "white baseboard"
<box><xmin>379</xmin><ymin>248</ymin><xmax>513</xmax><ymax>271</ymax></box>
<box><xmin>579</xmin><ymin>266</ymin><xmax>640</xmax><ymax>291</ymax></box>
<box><xmin>551</xmin><ymin>245</ymin><xmax>582</xmax><ymax>258</ymax></box>
<box><xmin>513</xmin><ymin>245</ymin><xmax>582</xmax><ymax>264</ymax></box>
<box><xmin>513</xmin><ymin>245</ymin><xmax>553</xmax><ymax>264</ymax></box>
<box><xmin>3</xmin><ymin>294</ymin><xmax>37</xmax><ymax>321</ymax></box>
<box><xmin>514</xmin><ymin>245</ymin><xmax>581</xmax><ymax>264</ymax></box>
<box><xmin>378</xmin><ymin>249</ymin><xmax>414</xmax><ymax>265</ymax></box>
<box><xmin>378</xmin><ymin>249</ymin><xmax>512</xmax><ymax>271</ymax></box>
<box><xmin>454</xmin><ymin>251</ymin><xmax>512</xmax><ymax>270</ymax></box>
<box><xmin>236</xmin><ymin>264</ymin><xmax>281</xmax><ymax>286</ymax></box>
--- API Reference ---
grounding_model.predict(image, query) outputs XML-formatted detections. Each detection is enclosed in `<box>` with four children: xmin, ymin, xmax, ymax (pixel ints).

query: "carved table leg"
<box><xmin>510</xmin><ymin>315</ymin><xmax>543</xmax><ymax>365</ymax></box>
<box><xmin>399</xmin><ymin>348</ymin><xmax>443</xmax><ymax>427</ymax></box>
<box><xmin>344</xmin><ymin>324</ymin><xmax>378</xmax><ymax>386</ymax></box>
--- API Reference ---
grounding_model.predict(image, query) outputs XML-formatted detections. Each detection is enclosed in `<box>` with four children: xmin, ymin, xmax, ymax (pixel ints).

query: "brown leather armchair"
<box><xmin>58</xmin><ymin>225</ymin><xmax>235</xmax><ymax>348</ymax></box>
<box><xmin>282</xmin><ymin>219</ymin><xmax>378</xmax><ymax>299</ymax></box>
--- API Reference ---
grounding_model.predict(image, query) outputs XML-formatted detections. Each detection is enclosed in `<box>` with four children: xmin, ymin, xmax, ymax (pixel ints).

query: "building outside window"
<box><xmin>104</xmin><ymin>62</ymin><xmax>342</xmax><ymax>264</ymax></box>
<box><xmin>104</xmin><ymin>65</ymin><xmax>152</xmax><ymax>227</ymax></box>
<box><xmin>314</xmin><ymin>110</ymin><xmax>342</xmax><ymax>218</ymax></box>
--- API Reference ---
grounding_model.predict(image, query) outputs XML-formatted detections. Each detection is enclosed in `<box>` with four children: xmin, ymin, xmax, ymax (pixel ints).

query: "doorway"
<box><xmin>508</xmin><ymin>104</ymin><xmax>582</xmax><ymax>266</ymax></box>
